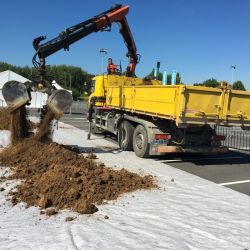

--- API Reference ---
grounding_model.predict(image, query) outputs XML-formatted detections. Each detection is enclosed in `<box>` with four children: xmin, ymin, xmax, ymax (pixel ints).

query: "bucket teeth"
<box><xmin>2</xmin><ymin>81</ymin><xmax>30</xmax><ymax>110</ymax></box>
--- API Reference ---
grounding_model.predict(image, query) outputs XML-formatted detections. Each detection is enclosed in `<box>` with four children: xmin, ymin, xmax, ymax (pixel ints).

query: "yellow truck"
<box><xmin>88</xmin><ymin>74</ymin><xmax>250</xmax><ymax>157</ymax></box>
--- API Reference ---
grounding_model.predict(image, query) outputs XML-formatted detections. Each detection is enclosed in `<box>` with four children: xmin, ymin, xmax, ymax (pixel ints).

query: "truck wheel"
<box><xmin>118</xmin><ymin>120</ymin><xmax>134</xmax><ymax>151</ymax></box>
<box><xmin>133</xmin><ymin>125</ymin><xmax>149</xmax><ymax>158</ymax></box>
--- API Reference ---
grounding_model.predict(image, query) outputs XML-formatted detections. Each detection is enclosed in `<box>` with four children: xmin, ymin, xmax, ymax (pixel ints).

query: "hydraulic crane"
<box><xmin>2</xmin><ymin>4</ymin><xmax>140</xmax><ymax>117</ymax></box>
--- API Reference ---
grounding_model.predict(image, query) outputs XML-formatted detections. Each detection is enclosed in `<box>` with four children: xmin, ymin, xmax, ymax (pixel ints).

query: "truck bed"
<box><xmin>105</xmin><ymin>84</ymin><xmax>250</xmax><ymax>127</ymax></box>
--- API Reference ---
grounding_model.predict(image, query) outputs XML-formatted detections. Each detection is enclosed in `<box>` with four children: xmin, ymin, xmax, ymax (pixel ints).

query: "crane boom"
<box><xmin>2</xmin><ymin>4</ymin><xmax>139</xmax><ymax>119</ymax></box>
<box><xmin>33</xmin><ymin>4</ymin><xmax>139</xmax><ymax>78</ymax></box>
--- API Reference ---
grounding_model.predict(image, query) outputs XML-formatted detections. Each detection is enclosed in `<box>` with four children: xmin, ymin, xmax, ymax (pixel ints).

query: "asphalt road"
<box><xmin>60</xmin><ymin>113</ymin><xmax>89</xmax><ymax>130</ymax></box>
<box><xmin>33</xmin><ymin>111</ymin><xmax>250</xmax><ymax>196</ymax></box>
<box><xmin>156</xmin><ymin>151</ymin><xmax>250</xmax><ymax>196</ymax></box>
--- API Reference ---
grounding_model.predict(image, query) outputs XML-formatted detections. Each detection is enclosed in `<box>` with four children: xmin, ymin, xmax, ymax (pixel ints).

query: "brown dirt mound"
<box><xmin>0</xmin><ymin>139</ymin><xmax>157</xmax><ymax>214</ymax></box>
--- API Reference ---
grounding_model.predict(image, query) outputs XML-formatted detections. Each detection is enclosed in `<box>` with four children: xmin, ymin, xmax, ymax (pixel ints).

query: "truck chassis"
<box><xmin>91</xmin><ymin>107</ymin><xmax>227</xmax><ymax>158</ymax></box>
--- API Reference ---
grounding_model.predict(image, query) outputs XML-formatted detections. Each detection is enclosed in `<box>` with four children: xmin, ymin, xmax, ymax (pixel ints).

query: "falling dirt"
<box><xmin>0</xmin><ymin>139</ymin><xmax>157</xmax><ymax>214</ymax></box>
<box><xmin>35</xmin><ymin>107</ymin><xmax>56</xmax><ymax>141</ymax></box>
<box><xmin>0</xmin><ymin>107</ymin><xmax>37</xmax><ymax>137</ymax></box>
<box><xmin>0</xmin><ymin>106</ymin><xmax>53</xmax><ymax>143</ymax></box>
<box><xmin>0</xmin><ymin>108</ymin><xmax>10</xmax><ymax>130</ymax></box>
<box><xmin>9</xmin><ymin>106</ymin><xmax>30</xmax><ymax>144</ymax></box>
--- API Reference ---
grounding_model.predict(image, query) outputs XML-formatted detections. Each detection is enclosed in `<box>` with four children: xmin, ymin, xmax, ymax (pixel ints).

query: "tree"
<box><xmin>202</xmin><ymin>78</ymin><xmax>219</xmax><ymax>88</ymax></box>
<box><xmin>193</xmin><ymin>83</ymin><xmax>203</xmax><ymax>86</ymax></box>
<box><xmin>0</xmin><ymin>62</ymin><xmax>12</xmax><ymax>71</ymax></box>
<box><xmin>232</xmin><ymin>81</ymin><xmax>246</xmax><ymax>91</ymax></box>
<box><xmin>176</xmin><ymin>72</ymin><xmax>181</xmax><ymax>85</ymax></box>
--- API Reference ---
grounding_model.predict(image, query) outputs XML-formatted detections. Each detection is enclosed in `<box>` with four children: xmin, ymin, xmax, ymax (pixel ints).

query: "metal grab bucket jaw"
<box><xmin>47</xmin><ymin>89</ymin><xmax>73</xmax><ymax>118</ymax></box>
<box><xmin>2</xmin><ymin>81</ymin><xmax>30</xmax><ymax>109</ymax></box>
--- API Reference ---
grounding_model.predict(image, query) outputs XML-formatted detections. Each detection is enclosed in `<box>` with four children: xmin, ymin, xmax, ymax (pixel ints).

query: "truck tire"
<box><xmin>133</xmin><ymin>125</ymin><xmax>149</xmax><ymax>158</ymax></box>
<box><xmin>118</xmin><ymin>120</ymin><xmax>134</xmax><ymax>151</ymax></box>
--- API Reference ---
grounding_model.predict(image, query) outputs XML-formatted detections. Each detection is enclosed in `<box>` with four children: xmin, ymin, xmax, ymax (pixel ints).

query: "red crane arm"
<box><xmin>95</xmin><ymin>6</ymin><xmax>138</xmax><ymax>76</ymax></box>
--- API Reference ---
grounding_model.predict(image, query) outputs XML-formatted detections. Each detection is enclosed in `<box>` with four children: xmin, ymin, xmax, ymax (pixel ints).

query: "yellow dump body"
<box><xmin>91</xmin><ymin>75</ymin><xmax>250</xmax><ymax>127</ymax></box>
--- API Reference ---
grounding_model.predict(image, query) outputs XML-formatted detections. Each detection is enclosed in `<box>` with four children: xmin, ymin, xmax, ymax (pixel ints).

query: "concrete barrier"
<box><xmin>66</xmin><ymin>101</ymin><xmax>88</xmax><ymax>114</ymax></box>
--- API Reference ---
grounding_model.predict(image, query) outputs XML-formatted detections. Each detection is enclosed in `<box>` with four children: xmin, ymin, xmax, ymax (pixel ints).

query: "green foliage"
<box><xmin>71</xmin><ymin>88</ymin><xmax>80</xmax><ymax>101</ymax></box>
<box><xmin>194</xmin><ymin>78</ymin><xmax>220</xmax><ymax>88</ymax></box>
<box><xmin>0</xmin><ymin>62</ymin><xmax>32</xmax><ymax>79</ymax></box>
<box><xmin>193</xmin><ymin>83</ymin><xmax>203</xmax><ymax>86</ymax></box>
<box><xmin>194</xmin><ymin>79</ymin><xmax>247</xmax><ymax>90</ymax></box>
<box><xmin>0</xmin><ymin>62</ymin><xmax>94</xmax><ymax>100</ymax></box>
<box><xmin>201</xmin><ymin>78</ymin><xmax>220</xmax><ymax>88</ymax></box>
<box><xmin>176</xmin><ymin>73</ymin><xmax>181</xmax><ymax>85</ymax></box>
<box><xmin>232</xmin><ymin>81</ymin><xmax>246</xmax><ymax>91</ymax></box>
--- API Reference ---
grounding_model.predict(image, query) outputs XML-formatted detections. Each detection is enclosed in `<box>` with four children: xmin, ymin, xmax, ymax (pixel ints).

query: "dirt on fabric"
<box><xmin>0</xmin><ymin>139</ymin><xmax>156</xmax><ymax>214</ymax></box>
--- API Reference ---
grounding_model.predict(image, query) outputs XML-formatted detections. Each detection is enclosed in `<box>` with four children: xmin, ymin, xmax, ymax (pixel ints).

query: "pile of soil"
<box><xmin>0</xmin><ymin>138</ymin><xmax>156</xmax><ymax>214</ymax></box>
<box><xmin>0</xmin><ymin>105</ymin><xmax>157</xmax><ymax>215</ymax></box>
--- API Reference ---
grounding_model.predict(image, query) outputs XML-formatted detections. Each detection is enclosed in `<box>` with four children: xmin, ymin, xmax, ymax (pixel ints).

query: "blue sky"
<box><xmin>1</xmin><ymin>0</ymin><xmax>250</xmax><ymax>88</ymax></box>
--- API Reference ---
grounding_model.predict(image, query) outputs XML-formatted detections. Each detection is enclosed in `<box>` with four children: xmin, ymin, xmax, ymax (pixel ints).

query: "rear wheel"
<box><xmin>133</xmin><ymin>125</ymin><xmax>149</xmax><ymax>158</ymax></box>
<box><xmin>118</xmin><ymin>120</ymin><xmax>134</xmax><ymax>151</ymax></box>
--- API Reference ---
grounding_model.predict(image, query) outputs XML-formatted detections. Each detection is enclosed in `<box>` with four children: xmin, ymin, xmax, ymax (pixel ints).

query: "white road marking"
<box><xmin>219</xmin><ymin>180</ymin><xmax>250</xmax><ymax>186</ymax></box>
<box><xmin>159</xmin><ymin>159</ymin><xmax>183</xmax><ymax>163</ymax></box>
<box><xmin>230</xmin><ymin>147</ymin><xmax>250</xmax><ymax>151</ymax></box>
<box><xmin>160</xmin><ymin>156</ymin><xmax>243</xmax><ymax>163</ymax></box>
